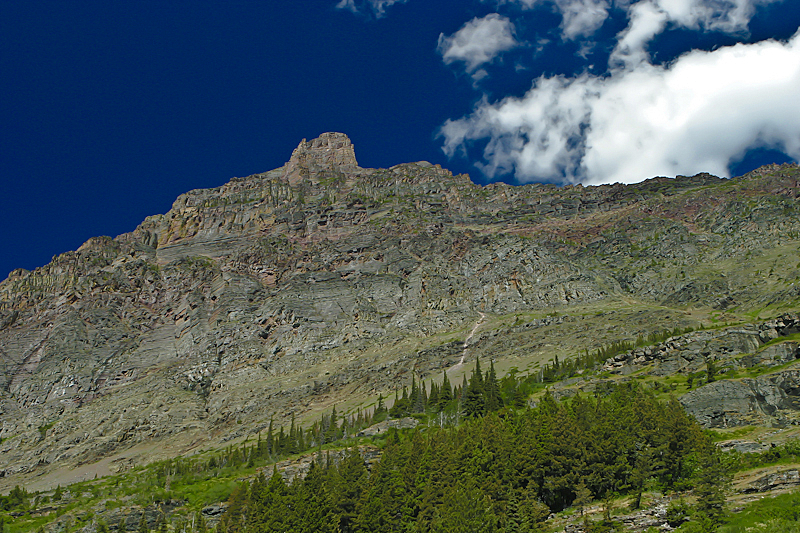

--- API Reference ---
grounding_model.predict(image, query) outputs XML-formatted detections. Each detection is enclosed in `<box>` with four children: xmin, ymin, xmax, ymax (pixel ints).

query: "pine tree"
<box><xmin>693</xmin><ymin>442</ymin><xmax>731</xmax><ymax>530</ymax></box>
<box><xmin>390</xmin><ymin>387</ymin><xmax>410</xmax><ymax>417</ymax></box>
<box><xmin>266</xmin><ymin>416</ymin><xmax>274</xmax><ymax>456</ymax></box>
<box><xmin>573</xmin><ymin>481</ymin><xmax>592</xmax><ymax>516</ymax></box>
<box><xmin>374</xmin><ymin>393</ymin><xmax>387</xmax><ymax>423</ymax></box>
<box><xmin>326</xmin><ymin>405</ymin><xmax>339</xmax><ymax>443</ymax></box>
<box><xmin>428</xmin><ymin>381</ymin><xmax>440</xmax><ymax>410</ymax></box>
<box><xmin>277</xmin><ymin>426</ymin><xmax>286</xmax><ymax>454</ymax></box>
<box><xmin>484</xmin><ymin>359</ymin><xmax>502</xmax><ymax>412</ymax></box>
<box><xmin>438</xmin><ymin>372</ymin><xmax>453</xmax><ymax>410</ymax></box>
<box><xmin>462</xmin><ymin>358</ymin><xmax>486</xmax><ymax>418</ymax></box>
<box><xmin>706</xmin><ymin>358</ymin><xmax>717</xmax><ymax>383</ymax></box>
<box><xmin>288</xmin><ymin>413</ymin><xmax>298</xmax><ymax>454</ymax></box>
<box><xmin>409</xmin><ymin>376</ymin><xmax>420</xmax><ymax>412</ymax></box>
<box><xmin>410</xmin><ymin>376</ymin><xmax>426</xmax><ymax>413</ymax></box>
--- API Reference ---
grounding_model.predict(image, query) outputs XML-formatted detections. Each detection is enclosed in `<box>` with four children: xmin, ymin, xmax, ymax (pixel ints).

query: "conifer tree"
<box><xmin>693</xmin><ymin>442</ymin><xmax>731</xmax><ymax>530</ymax></box>
<box><xmin>266</xmin><ymin>416</ymin><xmax>274</xmax><ymax>456</ymax></box>
<box><xmin>412</xmin><ymin>376</ymin><xmax>426</xmax><ymax>413</ymax></box>
<box><xmin>326</xmin><ymin>405</ymin><xmax>339</xmax><ymax>443</ymax></box>
<box><xmin>573</xmin><ymin>481</ymin><xmax>592</xmax><ymax>516</ymax></box>
<box><xmin>484</xmin><ymin>359</ymin><xmax>502</xmax><ymax>412</ymax></box>
<box><xmin>409</xmin><ymin>375</ymin><xmax>419</xmax><ymax>412</ymax></box>
<box><xmin>463</xmin><ymin>358</ymin><xmax>486</xmax><ymax>418</ymax></box>
<box><xmin>288</xmin><ymin>413</ymin><xmax>298</xmax><ymax>454</ymax></box>
<box><xmin>374</xmin><ymin>393</ymin><xmax>387</xmax><ymax>423</ymax></box>
<box><xmin>277</xmin><ymin>426</ymin><xmax>286</xmax><ymax>454</ymax></box>
<box><xmin>428</xmin><ymin>381</ymin><xmax>439</xmax><ymax>410</ymax></box>
<box><xmin>390</xmin><ymin>387</ymin><xmax>410</xmax><ymax>417</ymax></box>
<box><xmin>438</xmin><ymin>372</ymin><xmax>453</xmax><ymax>410</ymax></box>
<box><xmin>706</xmin><ymin>358</ymin><xmax>717</xmax><ymax>383</ymax></box>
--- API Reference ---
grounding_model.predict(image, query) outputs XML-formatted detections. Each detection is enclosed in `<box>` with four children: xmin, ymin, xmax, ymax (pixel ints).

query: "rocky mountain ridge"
<box><xmin>2</xmin><ymin>132</ymin><xmax>800</xmax><ymax>490</ymax></box>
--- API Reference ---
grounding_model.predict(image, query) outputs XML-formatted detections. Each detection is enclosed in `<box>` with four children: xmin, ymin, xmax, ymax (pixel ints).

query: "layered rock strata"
<box><xmin>2</xmin><ymin>132</ymin><xmax>800</xmax><ymax>486</ymax></box>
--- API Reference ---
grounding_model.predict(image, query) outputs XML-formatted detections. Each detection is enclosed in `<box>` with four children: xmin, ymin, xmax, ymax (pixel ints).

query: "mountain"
<box><xmin>2</xmin><ymin>132</ymin><xmax>800</xmax><ymax>491</ymax></box>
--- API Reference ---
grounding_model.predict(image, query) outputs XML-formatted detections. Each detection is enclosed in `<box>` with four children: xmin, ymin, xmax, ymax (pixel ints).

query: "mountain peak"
<box><xmin>283</xmin><ymin>132</ymin><xmax>358</xmax><ymax>185</ymax></box>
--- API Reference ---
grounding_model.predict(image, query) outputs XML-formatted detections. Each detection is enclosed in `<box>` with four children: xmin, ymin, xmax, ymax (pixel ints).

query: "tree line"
<box><xmin>213</xmin><ymin>383</ymin><xmax>725</xmax><ymax>533</ymax></box>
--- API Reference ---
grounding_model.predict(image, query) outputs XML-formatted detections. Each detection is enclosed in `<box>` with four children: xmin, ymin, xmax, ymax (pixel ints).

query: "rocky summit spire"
<box><xmin>282</xmin><ymin>132</ymin><xmax>359</xmax><ymax>186</ymax></box>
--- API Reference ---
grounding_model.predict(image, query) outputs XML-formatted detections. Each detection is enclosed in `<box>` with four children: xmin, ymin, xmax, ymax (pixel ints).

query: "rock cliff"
<box><xmin>681</xmin><ymin>368</ymin><xmax>800</xmax><ymax>428</ymax></box>
<box><xmin>2</xmin><ymin>132</ymin><xmax>800</xmax><ymax>488</ymax></box>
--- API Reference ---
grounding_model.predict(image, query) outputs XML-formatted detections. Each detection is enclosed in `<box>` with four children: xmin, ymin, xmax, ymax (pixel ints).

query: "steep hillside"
<box><xmin>1</xmin><ymin>132</ymin><xmax>799</xmax><ymax>490</ymax></box>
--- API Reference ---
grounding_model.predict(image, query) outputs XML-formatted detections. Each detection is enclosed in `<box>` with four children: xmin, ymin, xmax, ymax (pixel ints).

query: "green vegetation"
<box><xmin>37</xmin><ymin>423</ymin><xmax>55</xmax><ymax>440</ymax></box>
<box><xmin>716</xmin><ymin>491</ymin><xmax>800</xmax><ymax>533</ymax></box>
<box><xmin>216</xmin><ymin>384</ymin><xmax>718</xmax><ymax>533</ymax></box>
<box><xmin>727</xmin><ymin>439</ymin><xmax>800</xmax><ymax>471</ymax></box>
<box><xmin>4</xmin><ymin>352</ymin><xmax>800</xmax><ymax>533</ymax></box>
<box><xmin>531</xmin><ymin>325</ymin><xmax>696</xmax><ymax>385</ymax></box>
<box><xmin>2</xmin><ymin>382</ymin><xmax>741</xmax><ymax>533</ymax></box>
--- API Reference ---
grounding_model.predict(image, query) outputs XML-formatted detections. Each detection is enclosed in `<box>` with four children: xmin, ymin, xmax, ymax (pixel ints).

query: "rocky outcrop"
<box><xmin>680</xmin><ymin>368</ymin><xmax>800</xmax><ymax>428</ymax></box>
<box><xmin>718</xmin><ymin>440</ymin><xmax>769</xmax><ymax>453</ymax></box>
<box><xmin>355</xmin><ymin>417</ymin><xmax>419</xmax><ymax>437</ymax></box>
<box><xmin>602</xmin><ymin>314</ymin><xmax>800</xmax><ymax>377</ymax></box>
<box><xmin>743</xmin><ymin>468</ymin><xmax>800</xmax><ymax>493</ymax></box>
<box><xmin>265</xmin><ymin>444</ymin><xmax>381</xmax><ymax>483</ymax></box>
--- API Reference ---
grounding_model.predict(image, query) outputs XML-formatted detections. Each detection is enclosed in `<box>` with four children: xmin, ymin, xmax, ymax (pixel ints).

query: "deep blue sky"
<box><xmin>2</xmin><ymin>0</ymin><xmax>799</xmax><ymax>279</ymax></box>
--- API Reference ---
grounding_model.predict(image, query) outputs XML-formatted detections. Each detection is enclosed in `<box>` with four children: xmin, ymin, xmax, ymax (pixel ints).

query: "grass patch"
<box><xmin>706</xmin><ymin>426</ymin><xmax>758</xmax><ymax>443</ymax></box>
<box><xmin>718</xmin><ymin>491</ymin><xmax>800</xmax><ymax>532</ymax></box>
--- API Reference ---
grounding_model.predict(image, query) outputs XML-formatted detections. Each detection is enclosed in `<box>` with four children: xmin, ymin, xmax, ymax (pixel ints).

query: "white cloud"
<box><xmin>557</xmin><ymin>0</ymin><xmax>612</xmax><ymax>39</ymax></box>
<box><xmin>649</xmin><ymin>0</ymin><xmax>777</xmax><ymax>34</ymax></box>
<box><xmin>440</xmin><ymin>30</ymin><xmax>800</xmax><ymax>184</ymax></box>
<box><xmin>610</xmin><ymin>0</ymin><xmax>783</xmax><ymax>68</ymax></box>
<box><xmin>491</xmin><ymin>0</ymin><xmax>780</xmax><ymax>41</ymax></box>
<box><xmin>336</xmin><ymin>0</ymin><xmax>407</xmax><ymax>18</ymax></box>
<box><xmin>438</xmin><ymin>14</ymin><xmax>520</xmax><ymax>76</ymax></box>
<box><xmin>610</xmin><ymin>0</ymin><xmax>669</xmax><ymax>68</ymax></box>
<box><xmin>489</xmin><ymin>0</ymin><xmax>611</xmax><ymax>39</ymax></box>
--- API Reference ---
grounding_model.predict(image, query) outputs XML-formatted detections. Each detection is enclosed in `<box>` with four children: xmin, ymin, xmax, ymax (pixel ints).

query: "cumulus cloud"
<box><xmin>490</xmin><ymin>0</ymin><xmax>611</xmax><ymax>39</ymax></box>
<box><xmin>336</xmin><ymin>0</ymin><xmax>407</xmax><ymax>18</ymax></box>
<box><xmin>642</xmin><ymin>0</ymin><xmax>779</xmax><ymax>34</ymax></box>
<box><xmin>491</xmin><ymin>0</ymin><xmax>779</xmax><ymax>41</ymax></box>
<box><xmin>556</xmin><ymin>0</ymin><xmax>612</xmax><ymax>39</ymax></box>
<box><xmin>440</xmin><ymin>30</ymin><xmax>800</xmax><ymax>184</ymax></box>
<box><xmin>438</xmin><ymin>14</ymin><xmax>520</xmax><ymax>77</ymax></box>
<box><xmin>610</xmin><ymin>0</ymin><xmax>783</xmax><ymax>68</ymax></box>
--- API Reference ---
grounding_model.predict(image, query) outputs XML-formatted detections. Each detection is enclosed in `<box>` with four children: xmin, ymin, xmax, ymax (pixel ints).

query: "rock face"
<box><xmin>268</xmin><ymin>444</ymin><xmax>382</xmax><ymax>484</ymax></box>
<box><xmin>718</xmin><ymin>440</ymin><xmax>769</xmax><ymax>453</ymax></box>
<box><xmin>1</xmin><ymin>132</ymin><xmax>800</xmax><ymax>487</ymax></box>
<box><xmin>680</xmin><ymin>368</ymin><xmax>800</xmax><ymax>428</ymax></box>
<box><xmin>743</xmin><ymin>468</ymin><xmax>800</xmax><ymax>493</ymax></box>
<box><xmin>355</xmin><ymin>417</ymin><xmax>419</xmax><ymax>437</ymax></box>
<box><xmin>601</xmin><ymin>315</ymin><xmax>800</xmax><ymax>377</ymax></box>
